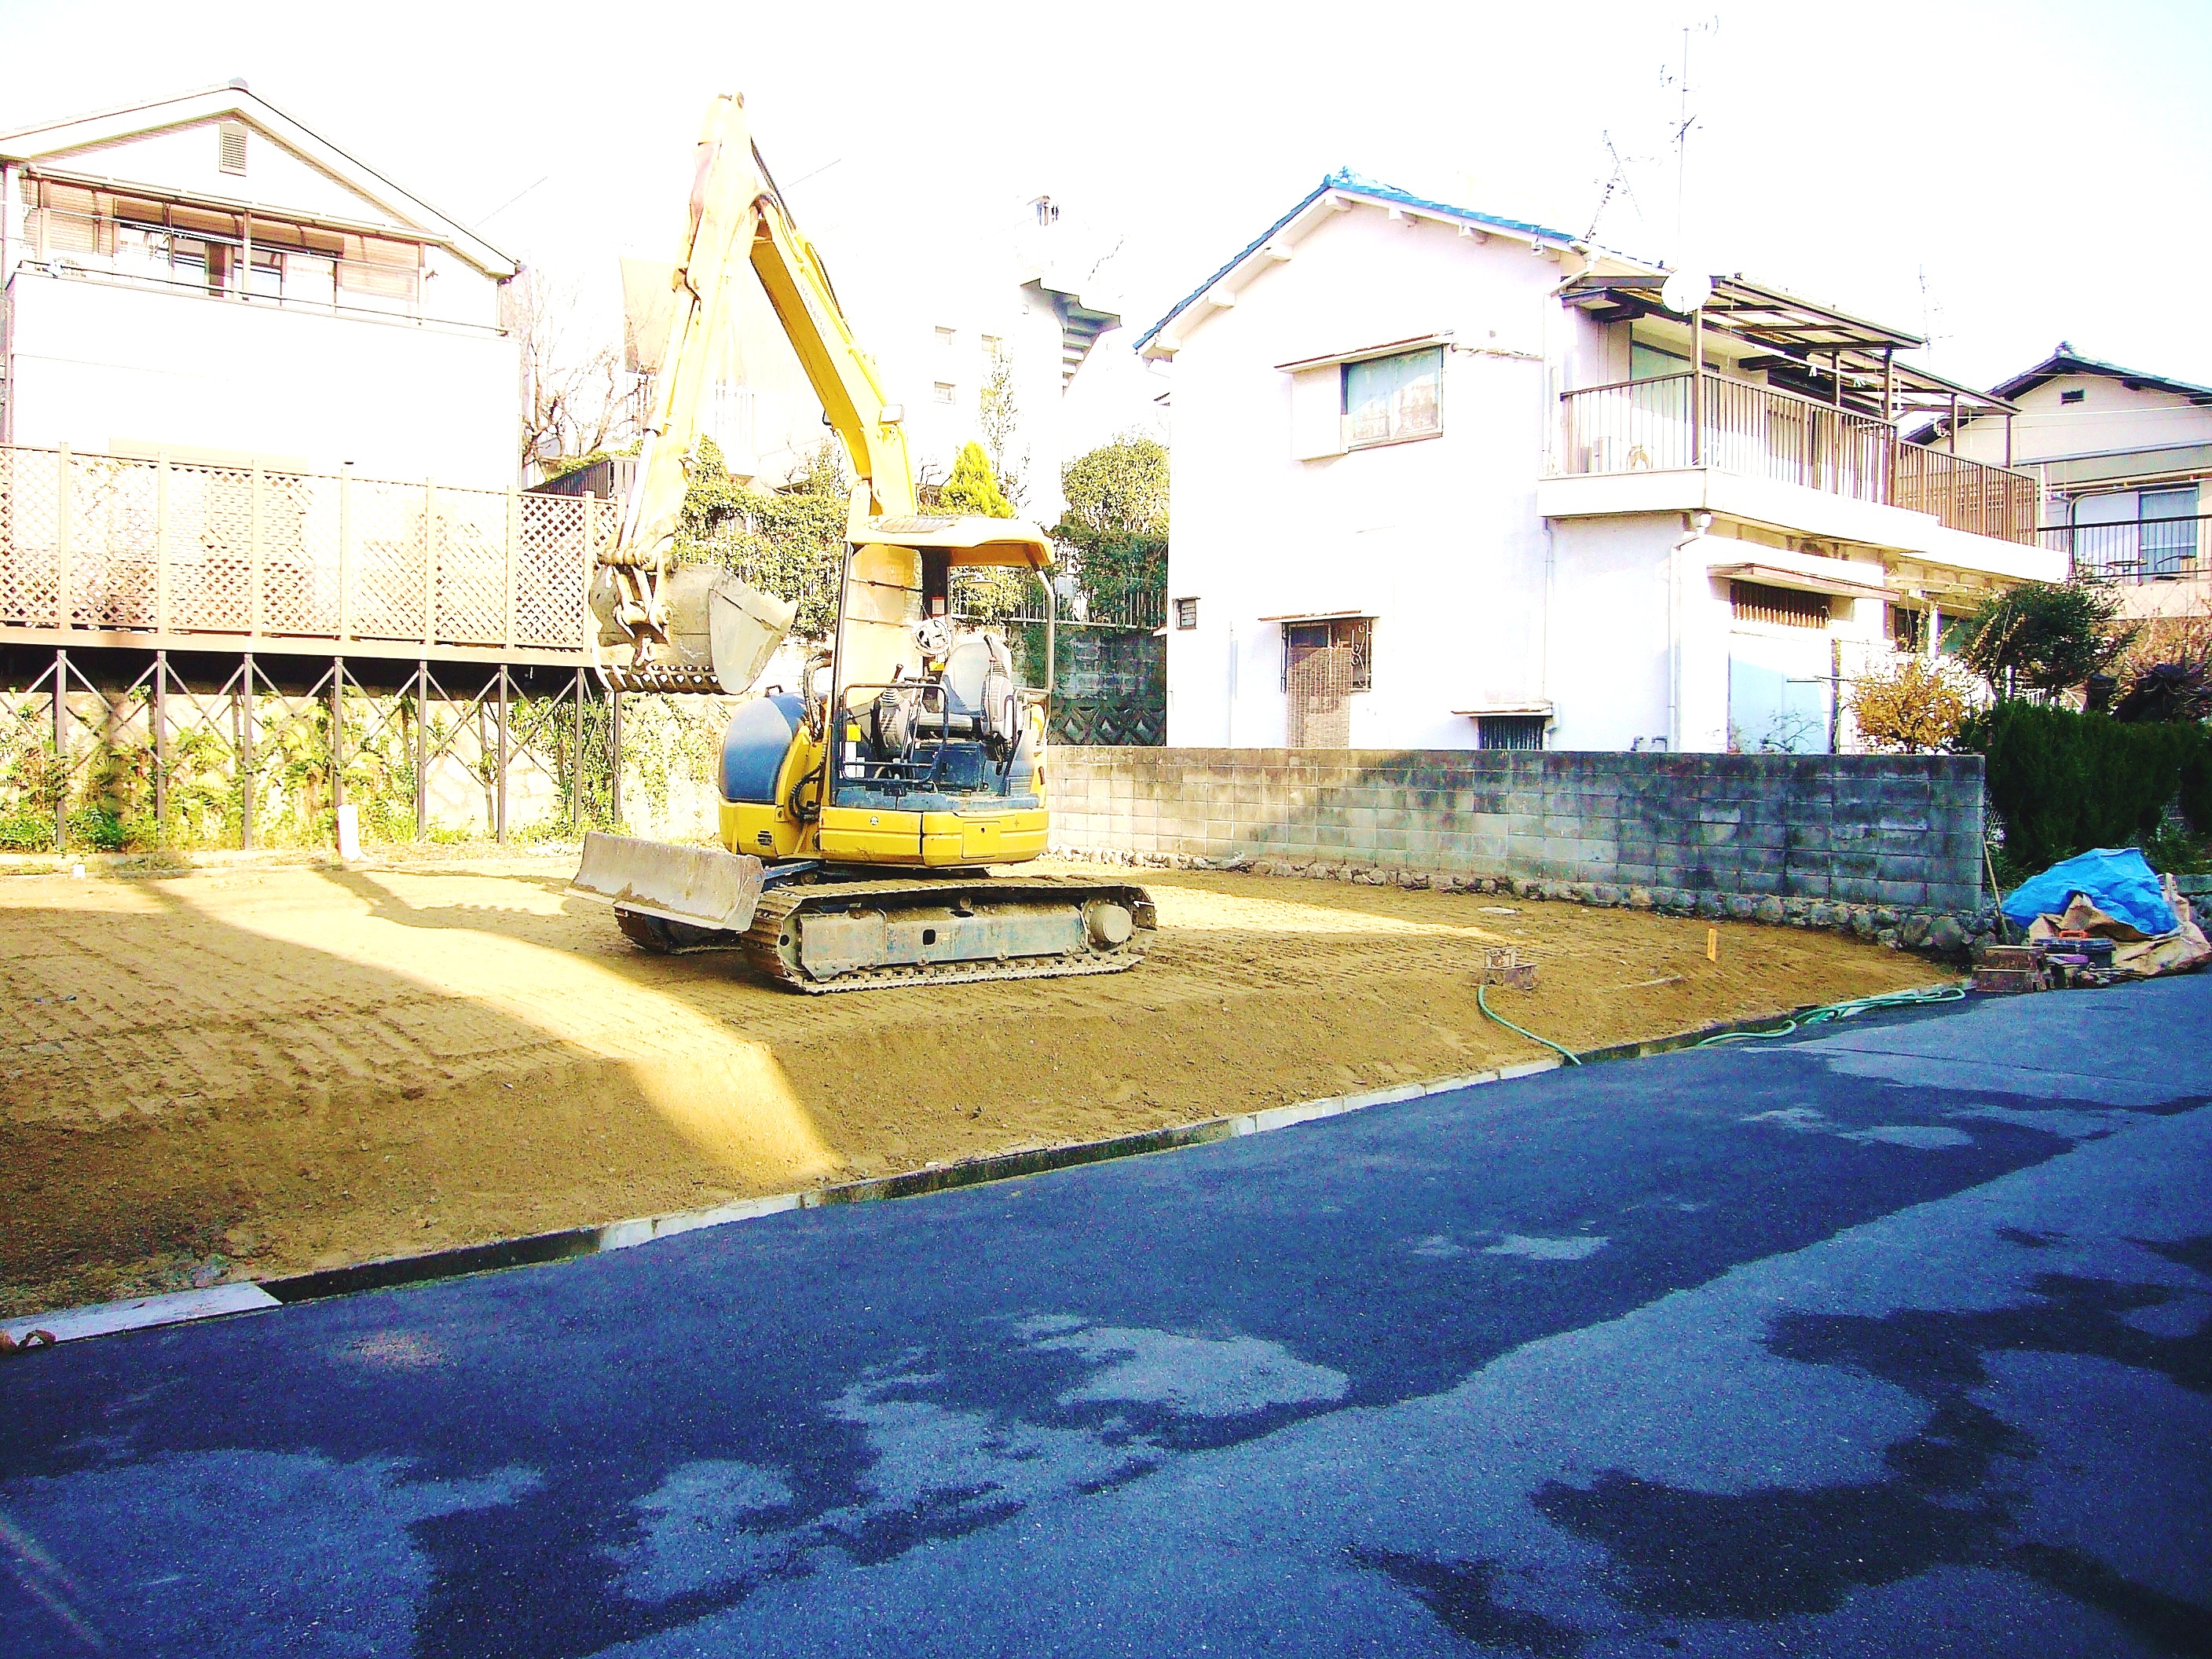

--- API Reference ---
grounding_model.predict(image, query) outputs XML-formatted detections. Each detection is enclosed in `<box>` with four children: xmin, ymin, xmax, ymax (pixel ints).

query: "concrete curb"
<box><xmin>0</xmin><ymin>993</ymin><xmax>1948</xmax><ymax>1350</ymax></box>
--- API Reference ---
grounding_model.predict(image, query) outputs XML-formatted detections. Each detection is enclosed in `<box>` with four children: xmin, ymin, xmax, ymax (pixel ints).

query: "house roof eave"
<box><xmin>1134</xmin><ymin>169</ymin><xmax>1581</xmax><ymax>361</ymax></box>
<box><xmin>0</xmin><ymin>83</ymin><xmax>516</xmax><ymax>279</ymax></box>
<box><xmin>1989</xmin><ymin>344</ymin><xmax>2212</xmax><ymax>408</ymax></box>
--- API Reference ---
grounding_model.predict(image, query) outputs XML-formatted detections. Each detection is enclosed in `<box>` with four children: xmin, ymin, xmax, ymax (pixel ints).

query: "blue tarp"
<box><xmin>2001</xmin><ymin>848</ymin><xmax>2177</xmax><ymax>936</ymax></box>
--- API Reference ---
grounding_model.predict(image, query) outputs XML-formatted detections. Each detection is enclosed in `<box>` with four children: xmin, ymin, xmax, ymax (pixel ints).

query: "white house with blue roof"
<box><xmin>1139</xmin><ymin>171</ymin><xmax>2063</xmax><ymax>754</ymax></box>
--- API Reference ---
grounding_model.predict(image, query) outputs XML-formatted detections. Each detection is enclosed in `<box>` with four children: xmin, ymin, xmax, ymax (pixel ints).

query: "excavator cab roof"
<box><xmin>859</xmin><ymin>514</ymin><xmax>1055</xmax><ymax>569</ymax></box>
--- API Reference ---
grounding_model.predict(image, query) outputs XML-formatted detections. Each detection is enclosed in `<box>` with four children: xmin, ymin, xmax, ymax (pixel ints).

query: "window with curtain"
<box><xmin>1342</xmin><ymin>347</ymin><xmax>1443</xmax><ymax>446</ymax></box>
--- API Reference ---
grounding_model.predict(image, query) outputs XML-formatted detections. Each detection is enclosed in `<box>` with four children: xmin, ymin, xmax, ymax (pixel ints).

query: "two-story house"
<box><xmin>1939</xmin><ymin>344</ymin><xmax>2210</xmax><ymax>623</ymax></box>
<box><xmin>1140</xmin><ymin>170</ymin><xmax>2063</xmax><ymax>754</ymax></box>
<box><xmin>1</xmin><ymin>81</ymin><xmax>520</xmax><ymax>488</ymax></box>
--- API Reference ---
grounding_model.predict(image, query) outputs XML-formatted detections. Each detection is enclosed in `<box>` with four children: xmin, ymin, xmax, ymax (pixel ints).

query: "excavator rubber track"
<box><xmin>738</xmin><ymin>875</ymin><xmax>1156</xmax><ymax>994</ymax></box>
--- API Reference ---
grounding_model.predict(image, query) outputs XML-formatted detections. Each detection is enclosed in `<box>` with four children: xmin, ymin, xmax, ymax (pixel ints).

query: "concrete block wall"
<box><xmin>1046</xmin><ymin>749</ymin><xmax>1987</xmax><ymax>912</ymax></box>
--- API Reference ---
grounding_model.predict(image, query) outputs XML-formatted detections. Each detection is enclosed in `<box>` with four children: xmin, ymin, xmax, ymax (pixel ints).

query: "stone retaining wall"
<box><xmin>1046</xmin><ymin>748</ymin><xmax>1987</xmax><ymax>913</ymax></box>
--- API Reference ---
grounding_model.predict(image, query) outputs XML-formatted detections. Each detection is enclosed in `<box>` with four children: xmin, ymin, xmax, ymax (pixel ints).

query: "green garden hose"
<box><xmin>1693</xmin><ymin>984</ymin><xmax>1968</xmax><ymax>1046</ymax></box>
<box><xmin>1477</xmin><ymin>983</ymin><xmax>1582</xmax><ymax>1065</ymax></box>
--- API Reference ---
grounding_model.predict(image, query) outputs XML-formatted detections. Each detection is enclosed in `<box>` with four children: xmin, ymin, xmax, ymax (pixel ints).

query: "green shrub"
<box><xmin>1962</xmin><ymin>701</ymin><xmax>2210</xmax><ymax>870</ymax></box>
<box><xmin>0</xmin><ymin>811</ymin><xmax>56</xmax><ymax>851</ymax></box>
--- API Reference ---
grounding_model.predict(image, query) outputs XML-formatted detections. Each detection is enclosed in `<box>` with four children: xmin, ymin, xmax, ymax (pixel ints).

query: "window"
<box><xmin>1730</xmin><ymin>580</ymin><xmax>1832</xmax><ymax>629</ymax></box>
<box><xmin>1280</xmin><ymin>618</ymin><xmax>1372</xmax><ymax>691</ymax></box>
<box><xmin>2060</xmin><ymin>388</ymin><xmax>2086</xmax><ymax>405</ymax></box>
<box><xmin>1475</xmin><ymin>715</ymin><xmax>1547</xmax><ymax>751</ymax></box>
<box><xmin>1342</xmin><ymin>347</ymin><xmax>1442</xmax><ymax>446</ymax></box>
<box><xmin>1173</xmin><ymin>597</ymin><xmax>1199</xmax><ymax>630</ymax></box>
<box><xmin>2142</xmin><ymin>485</ymin><xmax>2200</xmax><ymax>577</ymax></box>
<box><xmin>932</xmin><ymin>381</ymin><xmax>957</xmax><ymax>405</ymax></box>
<box><xmin>218</xmin><ymin>120</ymin><xmax>247</xmax><ymax>177</ymax></box>
<box><xmin>1631</xmin><ymin>341</ymin><xmax>1689</xmax><ymax>381</ymax></box>
<box><xmin>980</xmin><ymin>334</ymin><xmax>1004</xmax><ymax>364</ymax></box>
<box><xmin>935</xmin><ymin>326</ymin><xmax>957</xmax><ymax>354</ymax></box>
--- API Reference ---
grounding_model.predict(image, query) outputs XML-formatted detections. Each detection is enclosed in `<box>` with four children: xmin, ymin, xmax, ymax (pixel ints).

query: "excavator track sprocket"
<box><xmin>739</xmin><ymin>875</ymin><xmax>1155</xmax><ymax>994</ymax></box>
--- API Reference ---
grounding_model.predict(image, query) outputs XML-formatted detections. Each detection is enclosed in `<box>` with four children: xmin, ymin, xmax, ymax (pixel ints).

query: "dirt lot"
<box><xmin>0</xmin><ymin>853</ymin><xmax>1950</xmax><ymax>1316</ymax></box>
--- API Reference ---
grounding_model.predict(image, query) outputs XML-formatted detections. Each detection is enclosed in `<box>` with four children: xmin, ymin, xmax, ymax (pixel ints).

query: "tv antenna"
<box><xmin>1584</xmin><ymin>131</ymin><xmax>1648</xmax><ymax>245</ymax></box>
<box><xmin>1661</xmin><ymin>17</ymin><xmax>1720</xmax><ymax>268</ymax></box>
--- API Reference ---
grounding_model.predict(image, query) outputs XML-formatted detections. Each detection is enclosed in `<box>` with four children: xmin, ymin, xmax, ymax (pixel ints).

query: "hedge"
<box><xmin>1962</xmin><ymin>701</ymin><xmax>2210</xmax><ymax>870</ymax></box>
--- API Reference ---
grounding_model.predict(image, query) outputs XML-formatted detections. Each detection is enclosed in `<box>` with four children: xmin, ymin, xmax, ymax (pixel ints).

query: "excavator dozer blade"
<box><xmin>570</xmin><ymin>831</ymin><xmax>766</xmax><ymax>951</ymax></box>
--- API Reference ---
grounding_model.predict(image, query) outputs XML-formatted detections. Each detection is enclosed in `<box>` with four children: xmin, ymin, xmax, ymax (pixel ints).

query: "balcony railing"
<box><xmin>0</xmin><ymin>444</ymin><xmax>606</xmax><ymax>660</ymax></box>
<box><xmin>1556</xmin><ymin>371</ymin><xmax>2041</xmax><ymax>545</ymax></box>
<box><xmin>12</xmin><ymin>205</ymin><xmax>434</xmax><ymax>324</ymax></box>
<box><xmin>2045</xmin><ymin>514</ymin><xmax>2210</xmax><ymax>584</ymax></box>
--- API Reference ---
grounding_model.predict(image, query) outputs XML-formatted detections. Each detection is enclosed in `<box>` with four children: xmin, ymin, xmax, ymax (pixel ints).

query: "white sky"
<box><xmin>5</xmin><ymin>0</ymin><xmax>2209</xmax><ymax>439</ymax></box>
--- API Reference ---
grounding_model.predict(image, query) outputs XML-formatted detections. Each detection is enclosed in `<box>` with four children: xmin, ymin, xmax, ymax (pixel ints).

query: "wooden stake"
<box><xmin>1706</xmin><ymin>926</ymin><xmax>1719</xmax><ymax>962</ymax></box>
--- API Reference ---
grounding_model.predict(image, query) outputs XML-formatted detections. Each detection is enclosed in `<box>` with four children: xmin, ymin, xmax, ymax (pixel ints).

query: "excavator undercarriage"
<box><xmin>577</xmin><ymin>833</ymin><xmax>1155</xmax><ymax>993</ymax></box>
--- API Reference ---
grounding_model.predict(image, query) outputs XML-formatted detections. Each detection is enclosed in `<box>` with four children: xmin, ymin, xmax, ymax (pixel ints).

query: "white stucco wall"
<box><xmin>7</xmin><ymin>269</ymin><xmax>520</xmax><ymax>485</ymax></box>
<box><xmin>1163</xmin><ymin>203</ymin><xmax>1600</xmax><ymax>749</ymax></box>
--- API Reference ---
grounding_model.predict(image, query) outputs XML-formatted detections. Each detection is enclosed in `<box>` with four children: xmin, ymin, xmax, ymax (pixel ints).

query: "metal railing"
<box><xmin>1556</xmin><ymin>371</ymin><xmax>2041</xmax><ymax>544</ymax></box>
<box><xmin>2046</xmin><ymin>513</ymin><xmax>2210</xmax><ymax>583</ymax></box>
<box><xmin>0</xmin><ymin>444</ymin><xmax>606</xmax><ymax>658</ymax></box>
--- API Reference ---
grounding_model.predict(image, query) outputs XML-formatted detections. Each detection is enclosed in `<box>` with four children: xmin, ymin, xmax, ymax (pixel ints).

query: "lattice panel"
<box><xmin>257</xmin><ymin>471</ymin><xmax>328</xmax><ymax>635</ymax></box>
<box><xmin>515</xmin><ymin>494</ymin><xmax>589</xmax><ymax>649</ymax></box>
<box><xmin>170</xmin><ymin>465</ymin><xmax>255</xmax><ymax>632</ymax></box>
<box><xmin>0</xmin><ymin>445</ymin><xmax>595</xmax><ymax>660</ymax></box>
<box><xmin>0</xmin><ymin>449</ymin><xmax>61</xmax><ymax>626</ymax></box>
<box><xmin>349</xmin><ymin>477</ymin><xmax>430</xmax><ymax>642</ymax></box>
<box><xmin>435</xmin><ymin>487</ymin><xmax>508</xmax><ymax>646</ymax></box>
<box><xmin>67</xmin><ymin>456</ymin><xmax>160</xmax><ymax>628</ymax></box>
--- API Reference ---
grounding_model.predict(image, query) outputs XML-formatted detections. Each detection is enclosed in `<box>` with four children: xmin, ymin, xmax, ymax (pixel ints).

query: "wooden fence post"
<box><xmin>156</xmin><ymin>451</ymin><xmax>171</xmax><ymax>638</ymax></box>
<box><xmin>331</xmin><ymin>655</ymin><xmax>346</xmax><ymax>830</ymax></box>
<box><xmin>414</xmin><ymin>660</ymin><xmax>430</xmax><ymax>841</ymax></box>
<box><xmin>495</xmin><ymin>665</ymin><xmax>510</xmax><ymax>845</ymax></box>
<box><xmin>423</xmin><ymin>478</ymin><xmax>438</xmax><ymax>650</ymax></box>
<box><xmin>504</xmin><ymin>485</ymin><xmax>519</xmax><ymax>650</ymax></box>
<box><xmin>249</xmin><ymin>462</ymin><xmax>265</xmax><ymax>638</ymax></box>
<box><xmin>154</xmin><ymin>649</ymin><xmax>169</xmax><ymax>845</ymax></box>
<box><xmin>337</xmin><ymin>464</ymin><xmax>353</xmax><ymax>642</ymax></box>
<box><xmin>55</xmin><ymin>444</ymin><xmax>71</xmax><ymax>632</ymax></box>
<box><xmin>52</xmin><ymin>647</ymin><xmax>67</xmax><ymax>851</ymax></box>
<box><xmin>610</xmin><ymin>688</ymin><xmax>623</xmax><ymax>829</ymax></box>
<box><xmin>573</xmin><ymin>668</ymin><xmax>585</xmax><ymax>830</ymax></box>
<box><xmin>239</xmin><ymin>650</ymin><xmax>255</xmax><ymax>850</ymax></box>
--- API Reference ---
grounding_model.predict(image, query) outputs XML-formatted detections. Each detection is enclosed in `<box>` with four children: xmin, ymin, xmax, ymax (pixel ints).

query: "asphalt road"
<box><xmin>4</xmin><ymin>976</ymin><xmax>2209</xmax><ymax>1658</ymax></box>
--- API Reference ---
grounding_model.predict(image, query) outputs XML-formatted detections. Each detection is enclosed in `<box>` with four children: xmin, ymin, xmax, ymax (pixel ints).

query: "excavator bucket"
<box><xmin>570</xmin><ymin>831</ymin><xmax>766</xmax><ymax>946</ymax></box>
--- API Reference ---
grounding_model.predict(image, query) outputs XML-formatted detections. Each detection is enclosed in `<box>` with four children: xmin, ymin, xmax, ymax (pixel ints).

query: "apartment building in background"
<box><xmin>1</xmin><ymin>82</ymin><xmax>521</xmax><ymax>488</ymax></box>
<box><xmin>1141</xmin><ymin>170</ymin><xmax>2063</xmax><ymax>754</ymax></box>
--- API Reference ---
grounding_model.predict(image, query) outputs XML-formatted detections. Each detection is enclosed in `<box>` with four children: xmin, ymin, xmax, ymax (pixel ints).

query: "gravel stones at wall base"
<box><xmin>1046</xmin><ymin>843</ymin><xmax>2013</xmax><ymax>965</ymax></box>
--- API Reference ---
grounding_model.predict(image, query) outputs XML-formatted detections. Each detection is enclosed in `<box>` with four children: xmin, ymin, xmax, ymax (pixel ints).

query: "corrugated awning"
<box><xmin>1556</xmin><ymin>273</ymin><xmax>2017</xmax><ymax>419</ymax></box>
<box><xmin>1451</xmin><ymin>702</ymin><xmax>1555</xmax><ymax>718</ymax></box>
<box><xmin>1256</xmin><ymin>609</ymin><xmax>1374</xmax><ymax>623</ymax></box>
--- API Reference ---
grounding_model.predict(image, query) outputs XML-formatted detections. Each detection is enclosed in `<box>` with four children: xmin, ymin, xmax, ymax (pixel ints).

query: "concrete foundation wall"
<box><xmin>1046</xmin><ymin>747</ymin><xmax>1986</xmax><ymax>911</ymax></box>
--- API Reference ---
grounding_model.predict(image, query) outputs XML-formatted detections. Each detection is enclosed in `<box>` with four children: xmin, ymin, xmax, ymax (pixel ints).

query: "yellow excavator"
<box><xmin>569</xmin><ymin>93</ymin><xmax>1153</xmax><ymax>992</ymax></box>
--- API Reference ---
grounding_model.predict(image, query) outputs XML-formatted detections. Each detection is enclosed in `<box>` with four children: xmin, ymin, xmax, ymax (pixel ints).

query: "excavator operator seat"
<box><xmin>936</xmin><ymin>636</ymin><xmax>993</xmax><ymax>738</ymax></box>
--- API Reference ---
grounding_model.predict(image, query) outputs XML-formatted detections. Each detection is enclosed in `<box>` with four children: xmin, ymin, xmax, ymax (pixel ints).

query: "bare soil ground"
<box><xmin>0</xmin><ymin>853</ymin><xmax>1949</xmax><ymax>1316</ymax></box>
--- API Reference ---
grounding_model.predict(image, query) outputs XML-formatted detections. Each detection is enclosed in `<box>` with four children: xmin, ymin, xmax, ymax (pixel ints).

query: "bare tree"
<box><xmin>511</xmin><ymin>266</ymin><xmax>635</xmax><ymax>476</ymax></box>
